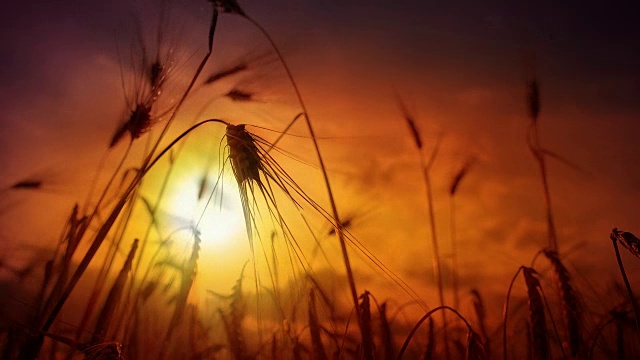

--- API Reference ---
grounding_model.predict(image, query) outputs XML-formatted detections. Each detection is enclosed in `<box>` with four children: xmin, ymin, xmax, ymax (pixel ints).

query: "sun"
<box><xmin>158</xmin><ymin>164</ymin><xmax>264</xmax><ymax>294</ymax></box>
<box><xmin>166</xmin><ymin>170</ymin><xmax>246</xmax><ymax>248</ymax></box>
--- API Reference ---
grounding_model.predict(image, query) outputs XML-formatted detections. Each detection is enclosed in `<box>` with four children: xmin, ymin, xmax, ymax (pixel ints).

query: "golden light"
<box><xmin>166</xmin><ymin>170</ymin><xmax>246</xmax><ymax>249</ymax></box>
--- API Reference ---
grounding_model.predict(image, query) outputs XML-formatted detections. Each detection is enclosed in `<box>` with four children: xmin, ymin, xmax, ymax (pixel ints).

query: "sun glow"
<box><xmin>166</xmin><ymin>171</ymin><xmax>246</xmax><ymax>248</ymax></box>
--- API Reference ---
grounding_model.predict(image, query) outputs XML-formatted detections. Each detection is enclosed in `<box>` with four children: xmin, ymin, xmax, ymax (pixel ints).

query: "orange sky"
<box><xmin>1</xmin><ymin>0</ymin><xmax>639</xmax><ymax>332</ymax></box>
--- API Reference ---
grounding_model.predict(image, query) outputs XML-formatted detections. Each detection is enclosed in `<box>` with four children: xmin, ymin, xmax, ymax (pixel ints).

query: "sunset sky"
<box><xmin>1</xmin><ymin>0</ymin><xmax>639</xmax><ymax>328</ymax></box>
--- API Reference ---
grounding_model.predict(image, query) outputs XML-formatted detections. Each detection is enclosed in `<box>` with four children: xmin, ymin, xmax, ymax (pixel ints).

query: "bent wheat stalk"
<box><xmin>449</xmin><ymin>157</ymin><xmax>475</xmax><ymax>310</ymax></box>
<box><xmin>542</xmin><ymin>250</ymin><xmax>581</xmax><ymax>357</ymax></box>
<box><xmin>504</xmin><ymin>266</ymin><xmax>550</xmax><ymax>360</ymax></box>
<box><xmin>397</xmin><ymin>96</ymin><xmax>449</xmax><ymax>359</ymax></box>
<box><xmin>214</xmin><ymin>1</ymin><xmax>367</xmax><ymax>354</ymax></box>
<box><xmin>396</xmin><ymin>306</ymin><xmax>482</xmax><ymax>360</ymax></box>
<box><xmin>610</xmin><ymin>228</ymin><xmax>640</xmax><ymax>335</ymax></box>
<box><xmin>525</xmin><ymin>73</ymin><xmax>558</xmax><ymax>251</ymax></box>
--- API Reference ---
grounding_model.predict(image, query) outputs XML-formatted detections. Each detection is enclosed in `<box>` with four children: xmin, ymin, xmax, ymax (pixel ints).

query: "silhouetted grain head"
<box><xmin>543</xmin><ymin>250</ymin><xmax>581</xmax><ymax>357</ymax></box>
<box><xmin>149</xmin><ymin>59</ymin><xmax>166</xmax><ymax>91</ymax></box>
<box><xmin>470</xmin><ymin>289</ymin><xmax>489</xmax><ymax>356</ymax></box>
<box><xmin>358</xmin><ymin>291</ymin><xmax>374</xmax><ymax>359</ymax></box>
<box><xmin>10</xmin><ymin>179</ymin><xmax>42</xmax><ymax>190</ymax></box>
<box><xmin>204</xmin><ymin>63</ymin><xmax>249</xmax><ymax>85</ymax></box>
<box><xmin>91</xmin><ymin>239</ymin><xmax>139</xmax><ymax>344</ymax></box>
<box><xmin>164</xmin><ymin>234</ymin><xmax>201</xmax><ymax>343</ymax></box>
<box><xmin>128</xmin><ymin>104</ymin><xmax>154</xmax><ymax>139</ymax></box>
<box><xmin>308</xmin><ymin>290</ymin><xmax>328</xmax><ymax>360</ymax></box>
<box><xmin>424</xmin><ymin>317</ymin><xmax>435</xmax><ymax>360</ymax></box>
<box><xmin>449</xmin><ymin>157</ymin><xmax>476</xmax><ymax>196</ymax></box>
<box><xmin>225</xmin><ymin>88</ymin><xmax>254</xmax><ymax>102</ymax></box>
<box><xmin>527</xmin><ymin>79</ymin><xmax>540</xmax><ymax>122</ymax></box>
<box><xmin>378</xmin><ymin>302</ymin><xmax>394</xmax><ymax>360</ymax></box>
<box><xmin>465</xmin><ymin>328</ymin><xmax>487</xmax><ymax>360</ymax></box>
<box><xmin>396</xmin><ymin>97</ymin><xmax>423</xmax><ymax>149</ymax></box>
<box><xmin>226</xmin><ymin>124</ymin><xmax>262</xmax><ymax>186</ymax></box>
<box><xmin>109</xmin><ymin>103</ymin><xmax>153</xmax><ymax>147</ymax></box>
<box><xmin>470</xmin><ymin>289</ymin><xmax>486</xmax><ymax>327</ymax></box>
<box><xmin>327</xmin><ymin>216</ymin><xmax>354</xmax><ymax>236</ymax></box>
<box><xmin>197</xmin><ymin>173</ymin><xmax>208</xmax><ymax>201</ymax></box>
<box><xmin>522</xmin><ymin>267</ymin><xmax>549</xmax><ymax>360</ymax></box>
<box><xmin>611</xmin><ymin>228</ymin><xmax>640</xmax><ymax>260</ymax></box>
<box><xmin>216</xmin><ymin>268</ymin><xmax>248</xmax><ymax>360</ymax></box>
<box><xmin>212</xmin><ymin>0</ymin><xmax>246</xmax><ymax>16</ymax></box>
<box><xmin>139</xmin><ymin>279</ymin><xmax>159</xmax><ymax>303</ymax></box>
<box><xmin>224</xmin><ymin>122</ymin><xmax>300</xmax><ymax>251</ymax></box>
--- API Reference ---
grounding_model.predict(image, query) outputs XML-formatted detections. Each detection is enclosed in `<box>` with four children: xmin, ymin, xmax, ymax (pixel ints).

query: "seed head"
<box><xmin>150</xmin><ymin>60</ymin><xmax>166</xmax><ymax>91</ymax></box>
<box><xmin>110</xmin><ymin>104</ymin><xmax>153</xmax><ymax>147</ymax></box>
<box><xmin>611</xmin><ymin>228</ymin><xmax>640</xmax><ymax>259</ymax></box>
<box><xmin>11</xmin><ymin>179</ymin><xmax>42</xmax><ymax>190</ymax></box>
<box><xmin>212</xmin><ymin>0</ymin><xmax>246</xmax><ymax>16</ymax></box>
<box><xmin>226</xmin><ymin>124</ymin><xmax>262</xmax><ymax>185</ymax></box>
<box><xmin>205</xmin><ymin>64</ymin><xmax>248</xmax><ymax>85</ymax></box>
<box><xmin>449</xmin><ymin>157</ymin><xmax>476</xmax><ymax>196</ymax></box>
<box><xmin>527</xmin><ymin>79</ymin><xmax>540</xmax><ymax>122</ymax></box>
<box><xmin>226</xmin><ymin>88</ymin><xmax>254</xmax><ymax>102</ymax></box>
<box><xmin>523</xmin><ymin>267</ymin><xmax>549</xmax><ymax>360</ymax></box>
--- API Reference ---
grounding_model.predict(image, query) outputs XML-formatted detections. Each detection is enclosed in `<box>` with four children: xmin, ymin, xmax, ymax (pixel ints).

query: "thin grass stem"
<box><xmin>242</xmin><ymin>14</ymin><xmax>367</xmax><ymax>357</ymax></box>
<box><xmin>611</xmin><ymin>237</ymin><xmax>640</xmax><ymax>335</ymax></box>
<box><xmin>396</xmin><ymin>305</ymin><xmax>472</xmax><ymax>360</ymax></box>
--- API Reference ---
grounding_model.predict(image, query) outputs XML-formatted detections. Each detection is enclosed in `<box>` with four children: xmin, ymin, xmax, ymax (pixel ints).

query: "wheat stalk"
<box><xmin>470</xmin><ymin>289</ymin><xmax>490</xmax><ymax>358</ymax></box>
<box><xmin>449</xmin><ymin>157</ymin><xmax>475</xmax><ymax>309</ymax></box>
<box><xmin>378</xmin><ymin>302</ymin><xmax>395</xmax><ymax>360</ymax></box>
<box><xmin>525</xmin><ymin>69</ymin><xmax>558</xmax><ymax>251</ymax></box>
<box><xmin>522</xmin><ymin>267</ymin><xmax>549</xmax><ymax>360</ymax></box>
<box><xmin>91</xmin><ymin>239</ymin><xmax>139</xmax><ymax>344</ymax></box>
<box><xmin>610</xmin><ymin>228</ymin><xmax>640</xmax><ymax>335</ymax></box>
<box><xmin>308</xmin><ymin>290</ymin><xmax>328</xmax><ymax>360</ymax></box>
<box><xmin>396</xmin><ymin>306</ymin><xmax>475</xmax><ymax>360</ymax></box>
<box><xmin>212</xmin><ymin>2</ymin><xmax>370</xmax><ymax>354</ymax></box>
<box><xmin>542</xmin><ymin>250</ymin><xmax>581</xmax><ymax>357</ymax></box>
<box><xmin>397</xmin><ymin>95</ymin><xmax>449</xmax><ymax>359</ymax></box>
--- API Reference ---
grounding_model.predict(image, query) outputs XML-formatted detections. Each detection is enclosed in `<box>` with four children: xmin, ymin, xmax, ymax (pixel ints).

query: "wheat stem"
<box><xmin>396</xmin><ymin>305</ymin><xmax>472</xmax><ymax>360</ymax></box>
<box><xmin>243</xmin><ymin>14</ymin><xmax>367</xmax><ymax>357</ymax></box>
<box><xmin>611</xmin><ymin>237</ymin><xmax>640</xmax><ymax>335</ymax></box>
<box><xmin>502</xmin><ymin>266</ymin><xmax>525</xmax><ymax>360</ymax></box>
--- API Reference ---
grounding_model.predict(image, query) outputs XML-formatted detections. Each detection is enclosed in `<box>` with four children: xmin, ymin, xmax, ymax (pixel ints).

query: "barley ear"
<box><xmin>542</xmin><ymin>250</ymin><xmax>581</xmax><ymax>357</ymax></box>
<box><xmin>359</xmin><ymin>291</ymin><xmax>375</xmax><ymax>359</ymax></box>
<box><xmin>91</xmin><ymin>239</ymin><xmax>139</xmax><ymax>344</ymax></box>
<box><xmin>611</xmin><ymin>228</ymin><xmax>640</xmax><ymax>260</ymax></box>
<box><xmin>528</xmin><ymin>79</ymin><xmax>540</xmax><ymax>122</ymax></box>
<box><xmin>470</xmin><ymin>289</ymin><xmax>490</xmax><ymax>357</ymax></box>
<box><xmin>610</xmin><ymin>228</ymin><xmax>640</xmax><ymax>335</ymax></box>
<box><xmin>523</xmin><ymin>267</ymin><xmax>549</xmax><ymax>360</ymax></box>
<box><xmin>308</xmin><ymin>290</ymin><xmax>328</xmax><ymax>360</ymax></box>
<box><xmin>465</xmin><ymin>328</ymin><xmax>487</xmax><ymax>360</ymax></box>
<box><xmin>424</xmin><ymin>318</ymin><xmax>435</xmax><ymax>360</ymax></box>
<box><xmin>379</xmin><ymin>302</ymin><xmax>395</xmax><ymax>360</ymax></box>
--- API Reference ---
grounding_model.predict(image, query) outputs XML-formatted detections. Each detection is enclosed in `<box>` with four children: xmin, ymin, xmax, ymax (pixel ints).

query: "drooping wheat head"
<box><xmin>542</xmin><ymin>250</ymin><xmax>581</xmax><ymax>357</ymax></box>
<box><xmin>611</xmin><ymin>228</ymin><xmax>640</xmax><ymax>260</ymax></box>
<box><xmin>609</xmin><ymin>228</ymin><xmax>640</xmax><ymax>335</ymax></box>
<box><xmin>522</xmin><ymin>267</ymin><xmax>549</xmax><ymax>360</ymax></box>
<box><xmin>214</xmin><ymin>266</ymin><xmax>249</xmax><ymax>360</ymax></box>
<box><xmin>470</xmin><ymin>289</ymin><xmax>490</xmax><ymax>357</ymax></box>
<box><xmin>308</xmin><ymin>290</ymin><xmax>328</xmax><ymax>360</ymax></box>
<box><xmin>465</xmin><ymin>328</ymin><xmax>487</xmax><ymax>360</ymax></box>
<box><xmin>378</xmin><ymin>302</ymin><xmax>394</xmax><ymax>360</ymax></box>
<box><xmin>359</xmin><ymin>291</ymin><xmax>375</xmax><ymax>359</ymax></box>
<box><xmin>91</xmin><ymin>239</ymin><xmax>139</xmax><ymax>344</ymax></box>
<box><xmin>212</xmin><ymin>0</ymin><xmax>246</xmax><ymax>17</ymax></box>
